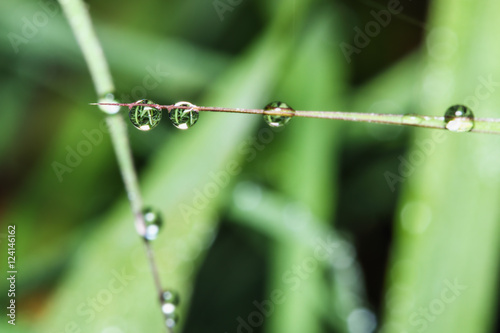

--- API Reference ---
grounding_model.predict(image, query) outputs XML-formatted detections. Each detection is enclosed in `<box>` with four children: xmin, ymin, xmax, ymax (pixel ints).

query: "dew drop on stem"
<box><xmin>263</xmin><ymin>101</ymin><xmax>295</xmax><ymax>127</ymax></box>
<box><xmin>169</xmin><ymin>101</ymin><xmax>199</xmax><ymax>130</ymax></box>
<box><xmin>165</xmin><ymin>312</ymin><xmax>179</xmax><ymax>328</ymax></box>
<box><xmin>444</xmin><ymin>104</ymin><xmax>474</xmax><ymax>132</ymax></box>
<box><xmin>161</xmin><ymin>289</ymin><xmax>180</xmax><ymax>328</ymax></box>
<box><xmin>129</xmin><ymin>99</ymin><xmax>162</xmax><ymax>131</ymax></box>
<box><xmin>141</xmin><ymin>207</ymin><xmax>162</xmax><ymax>240</ymax></box>
<box><xmin>402</xmin><ymin>113</ymin><xmax>424</xmax><ymax>125</ymax></box>
<box><xmin>161</xmin><ymin>290</ymin><xmax>180</xmax><ymax>305</ymax></box>
<box><xmin>98</xmin><ymin>93</ymin><xmax>121</xmax><ymax>114</ymax></box>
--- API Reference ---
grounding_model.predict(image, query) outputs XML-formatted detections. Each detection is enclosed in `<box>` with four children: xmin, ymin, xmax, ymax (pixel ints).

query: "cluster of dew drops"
<box><xmin>124</xmin><ymin>99</ymin><xmax>295</xmax><ymax>329</ymax></box>
<box><xmin>114</xmin><ymin>99</ymin><xmax>474</xmax><ymax>329</ymax></box>
<box><xmin>127</xmin><ymin>99</ymin><xmax>475</xmax><ymax>132</ymax></box>
<box><xmin>128</xmin><ymin>99</ymin><xmax>296</xmax><ymax>131</ymax></box>
<box><xmin>141</xmin><ymin>207</ymin><xmax>181</xmax><ymax>329</ymax></box>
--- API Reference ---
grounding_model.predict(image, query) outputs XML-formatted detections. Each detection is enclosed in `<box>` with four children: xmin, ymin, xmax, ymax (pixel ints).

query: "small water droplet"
<box><xmin>169</xmin><ymin>101</ymin><xmax>199</xmax><ymax>130</ymax></box>
<box><xmin>98</xmin><ymin>93</ymin><xmax>121</xmax><ymax>114</ymax></box>
<box><xmin>142</xmin><ymin>207</ymin><xmax>162</xmax><ymax>240</ymax></box>
<box><xmin>161</xmin><ymin>290</ymin><xmax>180</xmax><ymax>328</ymax></box>
<box><xmin>402</xmin><ymin>113</ymin><xmax>424</xmax><ymax>125</ymax></box>
<box><xmin>165</xmin><ymin>312</ymin><xmax>179</xmax><ymax>328</ymax></box>
<box><xmin>444</xmin><ymin>105</ymin><xmax>474</xmax><ymax>132</ymax></box>
<box><xmin>263</xmin><ymin>101</ymin><xmax>295</xmax><ymax>127</ymax></box>
<box><xmin>129</xmin><ymin>99</ymin><xmax>162</xmax><ymax>131</ymax></box>
<box><xmin>161</xmin><ymin>290</ymin><xmax>180</xmax><ymax>306</ymax></box>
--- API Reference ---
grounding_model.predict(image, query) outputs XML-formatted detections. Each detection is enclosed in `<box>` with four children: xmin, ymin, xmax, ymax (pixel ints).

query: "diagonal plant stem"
<box><xmin>57</xmin><ymin>0</ymin><xmax>170</xmax><ymax>331</ymax></box>
<box><xmin>95</xmin><ymin>102</ymin><xmax>500</xmax><ymax>134</ymax></box>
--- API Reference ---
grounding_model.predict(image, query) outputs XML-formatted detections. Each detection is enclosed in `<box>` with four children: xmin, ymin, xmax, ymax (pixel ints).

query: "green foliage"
<box><xmin>0</xmin><ymin>0</ymin><xmax>498</xmax><ymax>333</ymax></box>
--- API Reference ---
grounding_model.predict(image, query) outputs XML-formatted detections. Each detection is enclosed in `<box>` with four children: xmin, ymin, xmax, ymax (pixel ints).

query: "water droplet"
<box><xmin>402</xmin><ymin>114</ymin><xmax>424</xmax><ymax>125</ymax></box>
<box><xmin>444</xmin><ymin>105</ymin><xmax>474</xmax><ymax>132</ymax></box>
<box><xmin>161</xmin><ymin>290</ymin><xmax>180</xmax><ymax>306</ymax></box>
<box><xmin>165</xmin><ymin>312</ymin><xmax>179</xmax><ymax>328</ymax></box>
<box><xmin>263</xmin><ymin>101</ymin><xmax>295</xmax><ymax>127</ymax></box>
<box><xmin>142</xmin><ymin>207</ymin><xmax>162</xmax><ymax>240</ymax></box>
<box><xmin>161</xmin><ymin>290</ymin><xmax>180</xmax><ymax>328</ymax></box>
<box><xmin>169</xmin><ymin>101</ymin><xmax>199</xmax><ymax>130</ymax></box>
<box><xmin>161</xmin><ymin>302</ymin><xmax>176</xmax><ymax>315</ymax></box>
<box><xmin>98</xmin><ymin>93</ymin><xmax>121</xmax><ymax>114</ymax></box>
<box><xmin>129</xmin><ymin>99</ymin><xmax>162</xmax><ymax>131</ymax></box>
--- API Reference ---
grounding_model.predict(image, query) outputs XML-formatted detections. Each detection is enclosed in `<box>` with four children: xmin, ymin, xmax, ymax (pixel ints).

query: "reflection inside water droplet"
<box><xmin>444</xmin><ymin>104</ymin><xmax>474</xmax><ymax>132</ymax></box>
<box><xmin>129</xmin><ymin>99</ymin><xmax>162</xmax><ymax>131</ymax></box>
<box><xmin>263</xmin><ymin>101</ymin><xmax>295</xmax><ymax>127</ymax></box>
<box><xmin>169</xmin><ymin>101</ymin><xmax>199</xmax><ymax>130</ymax></box>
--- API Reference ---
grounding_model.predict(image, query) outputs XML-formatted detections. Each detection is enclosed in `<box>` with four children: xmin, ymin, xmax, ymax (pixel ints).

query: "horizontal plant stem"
<box><xmin>93</xmin><ymin>102</ymin><xmax>500</xmax><ymax>134</ymax></box>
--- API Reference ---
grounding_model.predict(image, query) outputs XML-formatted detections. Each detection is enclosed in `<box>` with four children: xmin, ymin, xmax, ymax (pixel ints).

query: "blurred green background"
<box><xmin>0</xmin><ymin>0</ymin><xmax>499</xmax><ymax>332</ymax></box>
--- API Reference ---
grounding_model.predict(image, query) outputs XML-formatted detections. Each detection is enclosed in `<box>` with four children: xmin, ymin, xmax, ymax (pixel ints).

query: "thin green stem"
<box><xmin>58</xmin><ymin>0</ymin><xmax>113</xmax><ymax>96</ymax></box>
<box><xmin>58</xmin><ymin>1</ymin><xmax>170</xmax><ymax>331</ymax></box>
<box><xmin>94</xmin><ymin>102</ymin><xmax>500</xmax><ymax>134</ymax></box>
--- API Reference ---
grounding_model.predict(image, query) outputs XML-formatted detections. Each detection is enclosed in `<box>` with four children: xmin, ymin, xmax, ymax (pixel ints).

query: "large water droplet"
<box><xmin>129</xmin><ymin>99</ymin><xmax>162</xmax><ymax>131</ymax></box>
<box><xmin>444</xmin><ymin>105</ymin><xmax>474</xmax><ymax>132</ymax></box>
<box><xmin>142</xmin><ymin>207</ymin><xmax>162</xmax><ymax>240</ymax></box>
<box><xmin>263</xmin><ymin>101</ymin><xmax>295</xmax><ymax>127</ymax></box>
<box><xmin>169</xmin><ymin>101</ymin><xmax>199</xmax><ymax>130</ymax></box>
